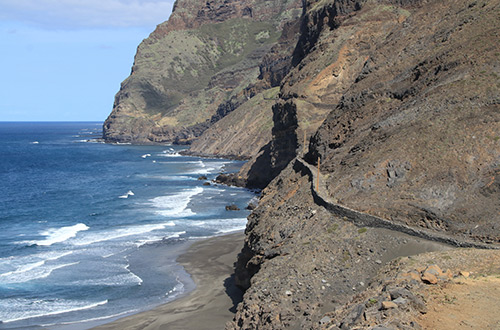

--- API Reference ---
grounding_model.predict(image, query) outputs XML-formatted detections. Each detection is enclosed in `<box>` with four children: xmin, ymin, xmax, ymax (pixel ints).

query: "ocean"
<box><xmin>0</xmin><ymin>122</ymin><xmax>256</xmax><ymax>329</ymax></box>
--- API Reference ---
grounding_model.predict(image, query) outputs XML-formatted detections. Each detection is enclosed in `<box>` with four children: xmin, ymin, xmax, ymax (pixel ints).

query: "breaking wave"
<box><xmin>147</xmin><ymin>187</ymin><xmax>203</xmax><ymax>217</ymax></box>
<box><xmin>22</xmin><ymin>223</ymin><xmax>89</xmax><ymax>246</ymax></box>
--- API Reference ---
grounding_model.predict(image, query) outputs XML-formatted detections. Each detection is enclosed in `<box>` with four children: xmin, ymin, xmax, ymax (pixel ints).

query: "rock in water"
<box><xmin>225</xmin><ymin>205</ymin><xmax>240</xmax><ymax>211</ymax></box>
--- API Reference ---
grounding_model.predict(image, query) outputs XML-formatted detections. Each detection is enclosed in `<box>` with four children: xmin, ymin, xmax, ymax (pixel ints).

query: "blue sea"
<box><xmin>0</xmin><ymin>122</ymin><xmax>256</xmax><ymax>329</ymax></box>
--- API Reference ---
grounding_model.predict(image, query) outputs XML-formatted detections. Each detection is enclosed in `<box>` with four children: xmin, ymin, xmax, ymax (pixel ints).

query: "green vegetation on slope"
<box><xmin>132</xmin><ymin>19</ymin><xmax>281</xmax><ymax>118</ymax></box>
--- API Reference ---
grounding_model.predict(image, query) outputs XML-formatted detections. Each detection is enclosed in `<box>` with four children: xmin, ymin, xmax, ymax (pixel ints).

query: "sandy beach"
<box><xmin>91</xmin><ymin>232</ymin><xmax>244</xmax><ymax>330</ymax></box>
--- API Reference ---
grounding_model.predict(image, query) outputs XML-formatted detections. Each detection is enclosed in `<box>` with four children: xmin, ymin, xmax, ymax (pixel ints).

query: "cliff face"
<box><xmin>242</xmin><ymin>0</ymin><xmax>499</xmax><ymax>233</ymax></box>
<box><xmin>103</xmin><ymin>0</ymin><xmax>302</xmax><ymax>145</ymax></box>
<box><xmin>303</xmin><ymin>0</ymin><xmax>500</xmax><ymax>241</ymax></box>
<box><xmin>186</xmin><ymin>17</ymin><xmax>302</xmax><ymax>159</ymax></box>
<box><xmin>104</xmin><ymin>0</ymin><xmax>499</xmax><ymax>327</ymax></box>
<box><xmin>228</xmin><ymin>0</ymin><xmax>499</xmax><ymax>328</ymax></box>
<box><xmin>241</xmin><ymin>0</ymin><xmax>374</xmax><ymax>188</ymax></box>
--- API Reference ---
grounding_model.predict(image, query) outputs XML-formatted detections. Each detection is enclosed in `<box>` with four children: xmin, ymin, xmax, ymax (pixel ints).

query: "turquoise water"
<box><xmin>0</xmin><ymin>122</ymin><xmax>255</xmax><ymax>329</ymax></box>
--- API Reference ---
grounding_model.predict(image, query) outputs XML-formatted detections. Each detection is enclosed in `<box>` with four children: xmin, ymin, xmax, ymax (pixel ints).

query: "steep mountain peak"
<box><xmin>103</xmin><ymin>0</ymin><xmax>302</xmax><ymax>145</ymax></box>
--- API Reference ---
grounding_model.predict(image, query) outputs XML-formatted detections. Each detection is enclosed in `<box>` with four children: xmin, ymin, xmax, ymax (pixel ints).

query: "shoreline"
<box><xmin>89</xmin><ymin>232</ymin><xmax>244</xmax><ymax>330</ymax></box>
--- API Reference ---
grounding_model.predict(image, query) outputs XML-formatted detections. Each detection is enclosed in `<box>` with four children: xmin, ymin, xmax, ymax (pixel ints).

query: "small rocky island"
<box><xmin>103</xmin><ymin>0</ymin><xmax>500</xmax><ymax>328</ymax></box>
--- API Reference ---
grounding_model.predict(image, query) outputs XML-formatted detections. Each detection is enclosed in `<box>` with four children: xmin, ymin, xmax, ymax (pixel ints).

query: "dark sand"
<box><xmin>91</xmin><ymin>233</ymin><xmax>244</xmax><ymax>330</ymax></box>
<box><xmin>86</xmin><ymin>227</ymin><xmax>450</xmax><ymax>330</ymax></box>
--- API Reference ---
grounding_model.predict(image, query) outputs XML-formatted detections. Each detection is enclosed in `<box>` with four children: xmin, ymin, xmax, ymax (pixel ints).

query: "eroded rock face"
<box><xmin>239</xmin><ymin>0</ymin><xmax>499</xmax><ymax>234</ymax></box>
<box><xmin>103</xmin><ymin>0</ymin><xmax>302</xmax><ymax>145</ymax></box>
<box><xmin>242</xmin><ymin>0</ymin><xmax>372</xmax><ymax>188</ymax></box>
<box><xmin>228</xmin><ymin>161</ymin><xmax>452</xmax><ymax>329</ymax></box>
<box><xmin>186</xmin><ymin>16</ymin><xmax>302</xmax><ymax>159</ymax></box>
<box><xmin>229</xmin><ymin>0</ymin><xmax>499</xmax><ymax>328</ymax></box>
<box><xmin>303</xmin><ymin>0</ymin><xmax>500</xmax><ymax>242</ymax></box>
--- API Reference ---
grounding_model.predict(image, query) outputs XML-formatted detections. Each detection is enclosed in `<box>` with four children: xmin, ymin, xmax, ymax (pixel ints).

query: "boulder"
<box><xmin>319</xmin><ymin>316</ymin><xmax>331</xmax><ymax>325</ymax></box>
<box><xmin>459</xmin><ymin>271</ymin><xmax>470</xmax><ymax>278</ymax></box>
<box><xmin>381</xmin><ymin>301</ymin><xmax>398</xmax><ymax>310</ymax></box>
<box><xmin>424</xmin><ymin>265</ymin><xmax>442</xmax><ymax>276</ymax></box>
<box><xmin>421</xmin><ymin>272</ymin><xmax>438</xmax><ymax>284</ymax></box>
<box><xmin>246</xmin><ymin>203</ymin><xmax>257</xmax><ymax>210</ymax></box>
<box><xmin>216</xmin><ymin>173</ymin><xmax>246</xmax><ymax>187</ymax></box>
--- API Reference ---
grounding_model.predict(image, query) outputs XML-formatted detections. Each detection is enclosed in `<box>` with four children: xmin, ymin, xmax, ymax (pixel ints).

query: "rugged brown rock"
<box><xmin>303</xmin><ymin>0</ymin><xmax>500</xmax><ymax>242</ymax></box>
<box><xmin>242</xmin><ymin>0</ymin><xmax>499</xmax><ymax>235</ymax></box>
<box><xmin>226</xmin><ymin>0</ymin><xmax>499</xmax><ymax>328</ymax></box>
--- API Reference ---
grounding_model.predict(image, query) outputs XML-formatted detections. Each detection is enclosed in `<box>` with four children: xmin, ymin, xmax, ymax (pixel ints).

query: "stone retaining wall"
<box><xmin>294</xmin><ymin>158</ymin><xmax>498</xmax><ymax>250</ymax></box>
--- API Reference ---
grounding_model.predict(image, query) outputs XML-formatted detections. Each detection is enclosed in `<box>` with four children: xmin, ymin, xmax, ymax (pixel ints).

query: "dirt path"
<box><xmin>417</xmin><ymin>276</ymin><xmax>500</xmax><ymax>330</ymax></box>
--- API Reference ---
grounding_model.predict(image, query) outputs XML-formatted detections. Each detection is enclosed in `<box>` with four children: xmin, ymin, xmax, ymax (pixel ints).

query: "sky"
<box><xmin>0</xmin><ymin>0</ymin><xmax>174</xmax><ymax>121</ymax></box>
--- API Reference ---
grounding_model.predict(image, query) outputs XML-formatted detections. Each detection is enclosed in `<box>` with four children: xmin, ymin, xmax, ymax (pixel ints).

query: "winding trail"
<box><xmin>295</xmin><ymin>158</ymin><xmax>498</xmax><ymax>250</ymax></box>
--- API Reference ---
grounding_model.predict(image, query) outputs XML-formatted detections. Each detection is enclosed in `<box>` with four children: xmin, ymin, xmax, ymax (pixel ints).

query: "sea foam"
<box><xmin>136</xmin><ymin>174</ymin><xmax>194</xmax><ymax>181</ymax></box>
<box><xmin>70</xmin><ymin>221</ymin><xmax>176</xmax><ymax>247</ymax></box>
<box><xmin>201</xmin><ymin>218</ymin><xmax>248</xmax><ymax>234</ymax></box>
<box><xmin>148</xmin><ymin>187</ymin><xmax>203</xmax><ymax>217</ymax></box>
<box><xmin>23</xmin><ymin>223</ymin><xmax>89</xmax><ymax>246</ymax></box>
<box><xmin>157</xmin><ymin>148</ymin><xmax>180</xmax><ymax>157</ymax></box>
<box><xmin>118</xmin><ymin>190</ymin><xmax>135</xmax><ymax>199</ymax></box>
<box><xmin>40</xmin><ymin>309</ymin><xmax>135</xmax><ymax>327</ymax></box>
<box><xmin>186</xmin><ymin>160</ymin><xmax>231</xmax><ymax>175</ymax></box>
<box><xmin>134</xmin><ymin>231</ymin><xmax>186</xmax><ymax>247</ymax></box>
<box><xmin>0</xmin><ymin>250</ymin><xmax>73</xmax><ymax>271</ymax></box>
<box><xmin>0</xmin><ymin>261</ymin><xmax>80</xmax><ymax>284</ymax></box>
<box><xmin>0</xmin><ymin>298</ymin><xmax>108</xmax><ymax>323</ymax></box>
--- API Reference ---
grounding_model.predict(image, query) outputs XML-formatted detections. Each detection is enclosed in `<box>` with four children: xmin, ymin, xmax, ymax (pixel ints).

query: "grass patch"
<box><xmin>380</xmin><ymin>5</ymin><xmax>411</xmax><ymax>17</ymax></box>
<box><xmin>358</xmin><ymin>227</ymin><xmax>368</xmax><ymax>234</ymax></box>
<box><xmin>327</xmin><ymin>224</ymin><xmax>339</xmax><ymax>233</ymax></box>
<box><xmin>486</xmin><ymin>135</ymin><xmax>500</xmax><ymax>142</ymax></box>
<box><xmin>263</xmin><ymin>86</ymin><xmax>280</xmax><ymax>100</ymax></box>
<box><xmin>443</xmin><ymin>294</ymin><xmax>457</xmax><ymax>304</ymax></box>
<box><xmin>198</xmin><ymin>19</ymin><xmax>280</xmax><ymax>70</ymax></box>
<box><xmin>342</xmin><ymin>250</ymin><xmax>351</xmax><ymax>262</ymax></box>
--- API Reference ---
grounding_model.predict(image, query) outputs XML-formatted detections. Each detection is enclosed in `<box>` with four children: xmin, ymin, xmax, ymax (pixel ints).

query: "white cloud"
<box><xmin>0</xmin><ymin>0</ymin><xmax>174</xmax><ymax>29</ymax></box>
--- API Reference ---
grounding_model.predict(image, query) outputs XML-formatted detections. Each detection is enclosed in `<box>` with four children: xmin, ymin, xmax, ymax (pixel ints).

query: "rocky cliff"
<box><xmin>103</xmin><ymin>0</ymin><xmax>302</xmax><ymax>147</ymax></box>
<box><xmin>104</xmin><ymin>0</ymin><xmax>499</xmax><ymax>328</ymax></box>
<box><xmin>244</xmin><ymin>0</ymin><xmax>500</xmax><ymax>234</ymax></box>
<box><xmin>226</xmin><ymin>0</ymin><xmax>500</xmax><ymax>328</ymax></box>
